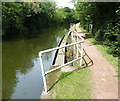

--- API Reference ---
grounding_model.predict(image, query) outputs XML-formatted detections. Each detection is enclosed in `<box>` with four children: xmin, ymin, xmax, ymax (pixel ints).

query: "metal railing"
<box><xmin>39</xmin><ymin>24</ymin><xmax>84</xmax><ymax>94</ymax></box>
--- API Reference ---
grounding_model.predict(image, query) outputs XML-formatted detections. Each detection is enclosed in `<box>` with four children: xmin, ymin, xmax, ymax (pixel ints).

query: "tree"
<box><xmin>74</xmin><ymin>2</ymin><xmax>120</xmax><ymax>57</ymax></box>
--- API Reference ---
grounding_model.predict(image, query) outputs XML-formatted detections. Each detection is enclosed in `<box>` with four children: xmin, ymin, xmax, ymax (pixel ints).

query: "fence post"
<box><xmin>77</xmin><ymin>35</ymin><xmax>79</xmax><ymax>58</ymax></box>
<box><xmin>89</xmin><ymin>24</ymin><xmax>93</xmax><ymax>34</ymax></box>
<box><xmin>73</xmin><ymin>33</ymin><xmax>76</xmax><ymax>52</ymax></box>
<box><xmin>39</xmin><ymin>52</ymin><xmax>48</xmax><ymax>93</ymax></box>
<box><xmin>80</xmin><ymin>42</ymin><xmax>83</xmax><ymax>67</ymax></box>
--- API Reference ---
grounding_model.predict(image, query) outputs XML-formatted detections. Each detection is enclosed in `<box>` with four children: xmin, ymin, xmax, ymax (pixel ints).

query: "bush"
<box><xmin>75</xmin><ymin>2</ymin><xmax>120</xmax><ymax>57</ymax></box>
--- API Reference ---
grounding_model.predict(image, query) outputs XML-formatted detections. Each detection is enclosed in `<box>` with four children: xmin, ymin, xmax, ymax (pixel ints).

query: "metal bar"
<box><xmin>73</xmin><ymin>33</ymin><xmax>79</xmax><ymax>58</ymax></box>
<box><xmin>45</xmin><ymin>56</ymin><xmax>82</xmax><ymax>75</ymax></box>
<box><xmin>72</xmin><ymin>33</ymin><xmax>81</xmax><ymax>54</ymax></box>
<box><xmin>39</xmin><ymin>40</ymin><xmax>83</xmax><ymax>55</ymax></box>
<box><xmin>69</xmin><ymin>30</ymin><xmax>83</xmax><ymax>66</ymax></box>
<box><xmin>73</xmin><ymin>33</ymin><xmax>76</xmax><ymax>51</ymax></box>
<box><xmin>77</xmin><ymin>36</ymin><xmax>79</xmax><ymax>58</ymax></box>
<box><xmin>80</xmin><ymin>42</ymin><xmax>84</xmax><ymax>67</ymax></box>
<box><xmin>72</xmin><ymin>27</ymin><xmax>84</xmax><ymax>67</ymax></box>
<box><xmin>38</xmin><ymin>29</ymin><xmax>84</xmax><ymax>55</ymax></box>
<box><xmin>72</xmin><ymin>27</ymin><xmax>84</xmax><ymax>41</ymax></box>
<box><xmin>75</xmin><ymin>33</ymin><xmax>84</xmax><ymax>42</ymax></box>
<box><xmin>39</xmin><ymin>53</ymin><xmax>48</xmax><ymax>93</ymax></box>
<box><xmin>67</xmin><ymin>30</ymin><xmax>71</xmax><ymax>36</ymax></box>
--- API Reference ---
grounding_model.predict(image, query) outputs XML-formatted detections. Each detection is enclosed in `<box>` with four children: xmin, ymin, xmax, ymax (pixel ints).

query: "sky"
<box><xmin>56</xmin><ymin>0</ymin><xmax>75</xmax><ymax>9</ymax></box>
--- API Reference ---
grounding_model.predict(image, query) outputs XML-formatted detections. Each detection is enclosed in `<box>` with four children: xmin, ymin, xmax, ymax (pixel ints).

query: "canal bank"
<box><xmin>40</xmin><ymin>24</ymin><xmax>91</xmax><ymax>99</ymax></box>
<box><xmin>40</xmin><ymin>32</ymin><xmax>67</xmax><ymax>99</ymax></box>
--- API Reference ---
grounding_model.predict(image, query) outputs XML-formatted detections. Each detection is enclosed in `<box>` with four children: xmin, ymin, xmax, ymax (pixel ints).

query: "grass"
<box><xmin>47</xmin><ymin>29</ymin><xmax>92</xmax><ymax>99</ymax></box>
<box><xmin>48</xmin><ymin>25</ymin><xmax>119</xmax><ymax>99</ymax></box>
<box><xmin>50</xmin><ymin>67</ymin><xmax>91</xmax><ymax>99</ymax></box>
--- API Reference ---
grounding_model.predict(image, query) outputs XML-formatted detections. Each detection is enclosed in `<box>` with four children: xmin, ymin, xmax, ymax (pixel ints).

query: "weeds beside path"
<box><xmin>76</xmin><ymin>23</ymin><xmax>118</xmax><ymax>99</ymax></box>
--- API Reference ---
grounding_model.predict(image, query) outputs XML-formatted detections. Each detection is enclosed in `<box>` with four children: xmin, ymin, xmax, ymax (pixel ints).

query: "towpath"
<box><xmin>76</xmin><ymin>23</ymin><xmax>118</xmax><ymax>99</ymax></box>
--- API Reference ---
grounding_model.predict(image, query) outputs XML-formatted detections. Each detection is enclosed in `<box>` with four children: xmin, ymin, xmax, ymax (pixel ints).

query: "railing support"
<box><xmin>45</xmin><ymin>57</ymin><xmax>82</xmax><ymax>75</ymax></box>
<box><xmin>39</xmin><ymin>24</ymin><xmax>85</xmax><ymax>93</ymax></box>
<box><xmin>77</xmin><ymin>36</ymin><xmax>79</xmax><ymax>58</ymax></box>
<box><xmin>80</xmin><ymin>42</ymin><xmax>83</xmax><ymax>67</ymax></box>
<box><xmin>39</xmin><ymin>52</ymin><xmax>48</xmax><ymax>93</ymax></box>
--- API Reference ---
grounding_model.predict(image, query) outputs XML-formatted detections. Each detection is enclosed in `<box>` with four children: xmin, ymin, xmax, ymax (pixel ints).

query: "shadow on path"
<box><xmin>82</xmin><ymin>49</ymin><xmax>93</xmax><ymax>67</ymax></box>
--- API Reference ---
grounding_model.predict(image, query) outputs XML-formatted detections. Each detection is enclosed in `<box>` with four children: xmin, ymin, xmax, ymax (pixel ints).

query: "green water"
<box><xmin>2</xmin><ymin>25</ymin><xmax>68</xmax><ymax>99</ymax></box>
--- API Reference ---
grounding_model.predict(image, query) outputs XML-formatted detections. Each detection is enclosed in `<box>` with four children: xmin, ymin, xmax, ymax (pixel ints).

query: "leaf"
<box><xmin>100</xmin><ymin>78</ymin><xmax>107</xmax><ymax>82</ymax></box>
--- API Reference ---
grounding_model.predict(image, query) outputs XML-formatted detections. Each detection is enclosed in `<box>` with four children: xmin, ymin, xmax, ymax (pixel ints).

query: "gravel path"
<box><xmin>76</xmin><ymin>23</ymin><xmax>118</xmax><ymax>99</ymax></box>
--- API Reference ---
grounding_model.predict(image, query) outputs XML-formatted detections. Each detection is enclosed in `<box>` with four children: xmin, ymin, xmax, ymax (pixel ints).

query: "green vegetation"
<box><xmin>79</xmin><ymin>26</ymin><xmax>88</xmax><ymax>33</ymax></box>
<box><xmin>66</xmin><ymin>35</ymin><xmax>74</xmax><ymax>64</ymax></box>
<box><xmin>75</xmin><ymin>2</ymin><xmax>120</xmax><ymax>57</ymax></box>
<box><xmin>2</xmin><ymin>2</ymin><xmax>56</xmax><ymax>35</ymax></box>
<box><xmin>48</xmin><ymin>31</ymin><xmax>91</xmax><ymax>99</ymax></box>
<box><xmin>55</xmin><ymin>7</ymin><xmax>78</xmax><ymax>24</ymax></box>
<box><xmin>51</xmin><ymin>67</ymin><xmax>91</xmax><ymax>99</ymax></box>
<box><xmin>81</xmin><ymin>8</ymin><xmax>120</xmax><ymax>76</ymax></box>
<box><xmin>80</xmin><ymin>27</ymin><xmax>118</xmax><ymax>75</ymax></box>
<box><xmin>2</xmin><ymin>1</ymin><xmax>119</xmax><ymax>99</ymax></box>
<box><xmin>88</xmin><ymin>37</ymin><xmax>119</xmax><ymax>76</ymax></box>
<box><xmin>2</xmin><ymin>2</ymin><xmax>78</xmax><ymax>36</ymax></box>
<box><xmin>66</xmin><ymin>47</ymin><xmax>73</xmax><ymax>61</ymax></box>
<box><xmin>2</xmin><ymin>2</ymin><xmax>119</xmax><ymax>58</ymax></box>
<box><xmin>3</xmin><ymin>2</ymin><xmax>119</xmax><ymax>59</ymax></box>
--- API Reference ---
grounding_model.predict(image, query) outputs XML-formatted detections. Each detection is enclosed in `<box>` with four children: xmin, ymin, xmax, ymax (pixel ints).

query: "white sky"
<box><xmin>56</xmin><ymin>0</ymin><xmax>75</xmax><ymax>8</ymax></box>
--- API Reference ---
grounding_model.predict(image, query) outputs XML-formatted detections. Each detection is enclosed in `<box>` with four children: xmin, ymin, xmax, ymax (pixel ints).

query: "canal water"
<box><xmin>2</xmin><ymin>25</ymin><xmax>69</xmax><ymax>99</ymax></box>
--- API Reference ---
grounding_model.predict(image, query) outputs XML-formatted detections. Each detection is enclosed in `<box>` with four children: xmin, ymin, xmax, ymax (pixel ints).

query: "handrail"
<box><xmin>45</xmin><ymin>57</ymin><xmax>82</xmax><ymax>75</ymax></box>
<box><xmin>39</xmin><ymin>40</ymin><xmax>83</xmax><ymax>55</ymax></box>
<box><xmin>39</xmin><ymin>24</ymin><xmax>84</xmax><ymax>93</ymax></box>
<box><xmin>39</xmin><ymin>29</ymin><xmax>84</xmax><ymax>55</ymax></box>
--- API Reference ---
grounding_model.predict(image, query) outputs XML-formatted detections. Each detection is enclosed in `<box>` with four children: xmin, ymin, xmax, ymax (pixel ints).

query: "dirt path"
<box><xmin>76</xmin><ymin>23</ymin><xmax>118</xmax><ymax>99</ymax></box>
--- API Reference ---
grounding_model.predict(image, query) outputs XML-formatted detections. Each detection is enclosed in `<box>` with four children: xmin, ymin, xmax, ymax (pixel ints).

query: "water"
<box><xmin>2</xmin><ymin>25</ymin><xmax>68</xmax><ymax>99</ymax></box>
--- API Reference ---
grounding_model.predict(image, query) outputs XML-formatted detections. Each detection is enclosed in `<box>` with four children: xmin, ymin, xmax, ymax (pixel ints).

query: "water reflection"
<box><xmin>2</xmin><ymin>25</ymin><xmax>68</xmax><ymax>99</ymax></box>
<box><xmin>11</xmin><ymin>58</ymin><xmax>42</xmax><ymax>99</ymax></box>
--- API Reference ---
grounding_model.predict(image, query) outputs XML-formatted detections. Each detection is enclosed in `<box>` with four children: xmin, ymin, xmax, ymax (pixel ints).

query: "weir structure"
<box><xmin>39</xmin><ymin>24</ymin><xmax>85</xmax><ymax>94</ymax></box>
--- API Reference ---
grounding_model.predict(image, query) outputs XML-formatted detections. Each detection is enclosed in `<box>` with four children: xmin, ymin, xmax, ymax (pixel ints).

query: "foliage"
<box><xmin>3</xmin><ymin>2</ymin><xmax>119</xmax><ymax>57</ymax></box>
<box><xmin>23</xmin><ymin>2</ymin><xmax>57</xmax><ymax>29</ymax></box>
<box><xmin>2</xmin><ymin>2</ymin><xmax>27</xmax><ymax>35</ymax></box>
<box><xmin>66</xmin><ymin>34</ymin><xmax>74</xmax><ymax>65</ymax></box>
<box><xmin>2</xmin><ymin>2</ymin><xmax>57</xmax><ymax>34</ymax></box>
<box><xmin>54</xmin><ymin>7</ymin><xmax>78</xmax><ymax>24</ymax></box>
<box><xmin>75</xmin><ymin>2</ymin><xmax>120</xmax><ymax>57</ymax></box>
<box><xmin>2</xmin><ymin>2</ymin><xmax>77</xmax><ymax>35</ymax></box>
<box><xmin>61</xmin><ymin>7</ymin><xmax>78</xmax><ymax>23</ymax></box>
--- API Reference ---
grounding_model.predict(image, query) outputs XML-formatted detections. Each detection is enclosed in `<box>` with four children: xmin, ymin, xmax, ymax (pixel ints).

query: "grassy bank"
<box><xmin>50</xmin><ymin>67</ymin><xmax>91</xmax><ymax>99</ymax></box>
<box><xmin>47</xmin><ymin>33</ymin><xmax>91</xmax><ymax>99</ymax></box>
